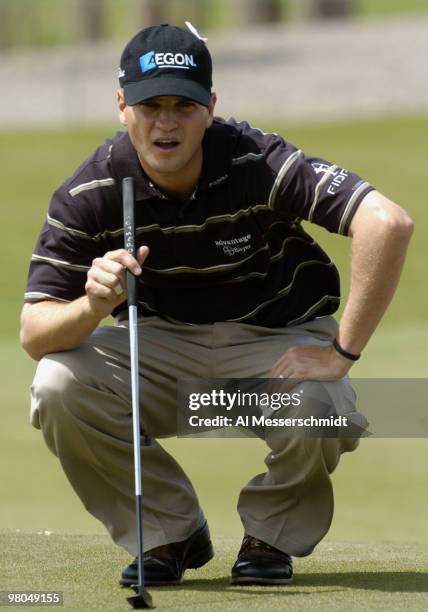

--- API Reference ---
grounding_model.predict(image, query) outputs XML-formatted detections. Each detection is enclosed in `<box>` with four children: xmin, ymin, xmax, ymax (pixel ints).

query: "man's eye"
<box><xmin>179</xmin><ymin>101</ymin><xmax>195</xmax><ymax>109</ymax></box>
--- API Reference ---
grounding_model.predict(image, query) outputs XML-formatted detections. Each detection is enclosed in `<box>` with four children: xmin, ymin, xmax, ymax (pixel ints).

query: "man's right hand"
<box><xmin>20</xmin><ymin>246</ymin><xmax>150</xmax><ymax>361</ymax></box>
<box><xmin>85</xmin><ymin>246</ymin><xmax>150</xmax><ymax>319</ymax></box>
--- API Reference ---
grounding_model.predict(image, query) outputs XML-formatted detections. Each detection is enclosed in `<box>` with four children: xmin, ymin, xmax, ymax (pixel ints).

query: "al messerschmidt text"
<box><xmin>189</xmin><ymin>415</ymin><xmax>349</xmax><ymax>428</ymax></box>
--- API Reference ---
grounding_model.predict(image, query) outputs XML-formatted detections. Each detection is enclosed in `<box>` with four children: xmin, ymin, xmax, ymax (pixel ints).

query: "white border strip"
<box><xmin>47</xmin><ymin>215</ymin><xmax>94</xmax><ymax>240</ymax></box>
<box><xmin>31</xmin><ymin>254</ymin><xmax>90</xmax><ymax>272</ymax></box>
<box><xmin>228</xmin><ymin>260</ymin><xmax>334</xmax><ymax>322</ymax></box>
<box><xmin>286</xmin><ymin>294</ymin><xmax>340</xmax><ymax>327</ymax></box>
<box><xmin>144</xmin><ymin>244</ymin><xmax>270</xmax><ymax>275</ymax></box>
<box><xmin>268</xmin><ymin>150</ymin><xmax>302</xmax><ymax>210</ymax></box>
<box><xmin>308</xmin><ymin>165</ymin><xmax>338</xmax><ymax>222</ymax></box>
<box><xmin>24</xmin><ymin>291</ymin><xmax>70</xmax><ymax>302</ymax></box>
<box><xmin>47</xmin><ymin>204</ymin><xmax>271</xmax><ymax>242</ymax></box>
<box><xmin>232</xmin><ymin>152</ymin><xmax>265</xmax><ymax>166</ymax></box>
<box><xmin>338</xmin><ymin>182</ymin><xmax>370</xmax><ymax>235</ymax></box>
<box><xmin>69</xmin><ymin>178</ymin><xmax>115</xmax><ymax>197</ymax></box>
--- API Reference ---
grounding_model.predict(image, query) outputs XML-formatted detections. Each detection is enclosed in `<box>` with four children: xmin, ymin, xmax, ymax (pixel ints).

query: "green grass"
<box><xmin>1</xmin><ymin>532</ymin><xmax>427</xmax><ymax>611</ymax></box>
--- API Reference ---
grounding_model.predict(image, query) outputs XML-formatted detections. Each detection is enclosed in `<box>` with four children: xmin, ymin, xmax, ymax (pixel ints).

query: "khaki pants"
<box><xmin>30</xmin><ymin>315</ymin><xmax>361</xmax><ymax>557</ymax></box>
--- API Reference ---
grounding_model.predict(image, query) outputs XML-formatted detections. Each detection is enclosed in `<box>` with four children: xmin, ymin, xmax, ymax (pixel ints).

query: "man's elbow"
<box><xmin>20</xmin><ymin>326</ymin><xmax>44</xmax><ymax>361</ymax></box>
<box><xmin>383</xmin><ymin>208</ymin><xmax>414</xmax><ymax>243</ymax></box>
<box><xmin>365</xmin><ymin>203</ymin><xmax>414</xmax><ymax>247</ymax></box>
<box><xmin>350</xmin><ymin>191</ymin><xmax>414</xmax><ymax>243</ymax></box>
<box><xmin>20</xmin><ymin>309</ymin><xmax>45</xmax><ymax>361</ymax></box>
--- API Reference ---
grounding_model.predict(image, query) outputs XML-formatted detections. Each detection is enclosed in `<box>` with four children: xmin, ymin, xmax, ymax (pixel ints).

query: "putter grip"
<box><xmin>122</xmin><ymin>177</ymin><xmax>138</xmax><ymax>307</ymax></box>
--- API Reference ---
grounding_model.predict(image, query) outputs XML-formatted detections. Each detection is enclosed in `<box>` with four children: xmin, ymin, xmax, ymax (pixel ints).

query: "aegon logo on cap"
<box><xmin>140</xmin><ymin>51</ymin><xmax>197</xmax><ymax>73</ymax></box>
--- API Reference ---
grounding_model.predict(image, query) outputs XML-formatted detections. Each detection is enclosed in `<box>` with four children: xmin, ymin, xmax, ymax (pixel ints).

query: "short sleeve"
<box><xmin>24</xmin><ymin>186</ymin><xmax>103</xmax><ymax>303</ymax></box>
<box><xmin>266</xmin><ymin>141</ymin><xmax>375</xmax><ymax>235</ymax></box>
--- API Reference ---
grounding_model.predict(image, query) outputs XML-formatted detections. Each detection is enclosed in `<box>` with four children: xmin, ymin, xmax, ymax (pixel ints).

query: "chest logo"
<box><xmin>215</xmin><ymin>234</ymin><xmax>252</xmax><ymax>257</ymax></box>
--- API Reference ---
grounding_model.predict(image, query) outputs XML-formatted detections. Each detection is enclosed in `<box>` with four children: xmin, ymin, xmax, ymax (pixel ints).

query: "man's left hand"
<box><xmin>270</xmin><ymin>344</ymin><xmax>352</xmax><ymax>381</ymax></box>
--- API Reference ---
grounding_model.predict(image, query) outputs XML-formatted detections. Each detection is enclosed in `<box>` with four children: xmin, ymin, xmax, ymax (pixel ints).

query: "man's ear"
<box><xmin>206</xmin><ymin>93</ymin><xmax>217</xmax><ymax>128</ymax></box>
<box><xmin>117</xmin><ymin>89</ymin><xmax>127</xmax><ymax>126</ymax></box>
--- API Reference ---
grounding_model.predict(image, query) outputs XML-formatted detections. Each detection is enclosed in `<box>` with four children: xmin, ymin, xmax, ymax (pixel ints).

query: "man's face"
<box><xmin>117</xmin><ymin>91</ymin><xmax>216</xmax><ymax>193</ymax></box>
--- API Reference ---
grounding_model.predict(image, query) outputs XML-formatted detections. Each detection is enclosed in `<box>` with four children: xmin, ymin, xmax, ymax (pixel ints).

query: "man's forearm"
<box><xmin>21</xmin><ymin>247</ymin><xmax>147</xmax><ymax>362</ymax></box>
<box><xmin>20</xmin><ymin>297</ymin><xmax>103</xmax><ymax>361</ymax></box>
<box><xmin>336</xmin><ymin>199</ymin><xmax>414</xmax><ymax>356</ymax></box>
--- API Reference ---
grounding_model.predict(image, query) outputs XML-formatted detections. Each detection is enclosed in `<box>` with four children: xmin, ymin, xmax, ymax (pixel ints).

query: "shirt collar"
<box><xmin>110</xmin><ymin>132</ymin><xmax>153</xmax><ymax>201</ymax></box>
<box><xmin>198</xmin><ymin>118</ymin><xmax>235</xmax><ymax>191</ymax></box>
<box><xmin>110</xmin><ymin>119</ymin><xmax>236</xmax><ymax>202</ymax></box>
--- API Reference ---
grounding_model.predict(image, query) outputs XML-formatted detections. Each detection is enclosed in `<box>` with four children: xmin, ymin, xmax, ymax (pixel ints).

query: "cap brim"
<box><xmin>124</xmin><ymin>77</ymin><xmax>211</xmax><ymax>107</ymax></box>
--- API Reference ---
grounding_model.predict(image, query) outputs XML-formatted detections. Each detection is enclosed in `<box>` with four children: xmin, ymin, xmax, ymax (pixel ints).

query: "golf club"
<box><xmin>122</xmin><ymin>177</ymin><xmax>154</xmax><ymax>610</ymax></box>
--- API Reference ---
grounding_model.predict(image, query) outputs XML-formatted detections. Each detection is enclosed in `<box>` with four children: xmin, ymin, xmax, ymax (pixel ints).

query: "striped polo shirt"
<box><xmin>25</xmin><ymin>117</ymin><xmax>374</xmax><ymax>327</ymax></box>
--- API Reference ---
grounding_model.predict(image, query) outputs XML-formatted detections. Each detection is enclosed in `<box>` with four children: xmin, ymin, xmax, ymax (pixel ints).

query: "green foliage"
<box><xmin>356</xmin><ymin>0</ymin><xmax>428</xmax><ymax>17</ymax></box>
<box><xmin>0</xmin><ymin>0</ymin><xmax>74</xmax><ymax>48</ymax></box>
<box><xmin>1</xmin><ymin>0</ymin><xmax>427</xmax><ymax>50</ymax></box>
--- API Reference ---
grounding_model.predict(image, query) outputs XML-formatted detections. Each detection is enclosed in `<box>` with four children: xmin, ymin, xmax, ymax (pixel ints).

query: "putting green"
<box><xmin>1</xmin><ymin>531</ymin><xmax>427</xmax><ymax>611</ymax></box>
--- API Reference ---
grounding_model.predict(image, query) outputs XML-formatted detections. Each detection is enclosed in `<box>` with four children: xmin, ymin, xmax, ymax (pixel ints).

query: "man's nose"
<box><xmin>156</xmin><ymin>108</ymin><xmax>178</xmax><ymax>129</ymax></box>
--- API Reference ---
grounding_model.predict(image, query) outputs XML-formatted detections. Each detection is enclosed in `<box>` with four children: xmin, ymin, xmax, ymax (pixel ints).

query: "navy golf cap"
<box><xmin>119</xmin><ymin>23</ymin><xmax>213</xmax><ymax>107</ymax></box>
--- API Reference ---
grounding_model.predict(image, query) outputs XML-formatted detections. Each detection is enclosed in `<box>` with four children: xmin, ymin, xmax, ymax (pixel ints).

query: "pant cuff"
<box><xmin>241</xmin><ymin>518</ymin><xmax>319</xmax><ymax>557</ymax></box>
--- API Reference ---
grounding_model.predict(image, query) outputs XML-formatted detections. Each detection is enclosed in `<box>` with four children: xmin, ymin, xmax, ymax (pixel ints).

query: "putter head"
<box><xmin>127</xmin><ymin>586</ymin><xmax>154</xmax><ymax>609</ymax></box>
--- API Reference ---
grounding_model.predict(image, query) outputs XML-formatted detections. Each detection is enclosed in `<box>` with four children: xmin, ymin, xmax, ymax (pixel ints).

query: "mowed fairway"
<box><xmin>1</xmin><ymin>115</ymin><xmax>427</xmax><ymax>610</ymax></box>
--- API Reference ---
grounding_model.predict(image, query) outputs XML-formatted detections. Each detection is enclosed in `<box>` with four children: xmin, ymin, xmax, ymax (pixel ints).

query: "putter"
<box><xmin>122</xmin><ymin>177</ymin><xmax>154</xmax><ymax>610</ymax></box>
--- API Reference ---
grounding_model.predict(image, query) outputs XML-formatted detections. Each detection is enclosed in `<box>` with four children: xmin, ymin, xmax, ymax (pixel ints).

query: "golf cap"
<box><xmin>119</xmin><ymin>23</ymin><xmax>213</xmax><ymax>107</ymax></box>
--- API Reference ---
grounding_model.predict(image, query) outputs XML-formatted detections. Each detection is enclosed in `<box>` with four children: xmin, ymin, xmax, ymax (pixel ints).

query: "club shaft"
<box><xmin>129</xmin><ymin>277</ymin><xmax>145</xmax><ymax>588</ymax></box>
<box><xmin>123</xmin><ymin>177</ymin><xmax>147</xmax><ymax>594</ymax></box>
<box><xmin>135</xmin><ymin>494</ymin><xmax>144</xmax><ymax>590</ymax></box>
<box><xmin>129</xmin><ymin>305</ymin><xmax>141</xmax><ymax>496</ymax></box>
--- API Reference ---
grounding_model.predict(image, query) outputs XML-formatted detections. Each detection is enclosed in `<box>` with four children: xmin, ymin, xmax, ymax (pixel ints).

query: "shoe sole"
<box><xmin>231</xmin><ymin>575</ymin><xmax>293</xmax><ymax>586</ymax></box>
<box><xmin>120</xmin><ymin>540</ymin><xmax>214</xmax><ymax>587</ymax></box>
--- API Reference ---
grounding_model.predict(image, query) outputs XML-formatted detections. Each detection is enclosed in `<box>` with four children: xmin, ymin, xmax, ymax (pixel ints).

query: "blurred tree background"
<box><xmin>0</xmin><ymin>0</ymin><xmax>427</xmax><ymax>50</ymax></box>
